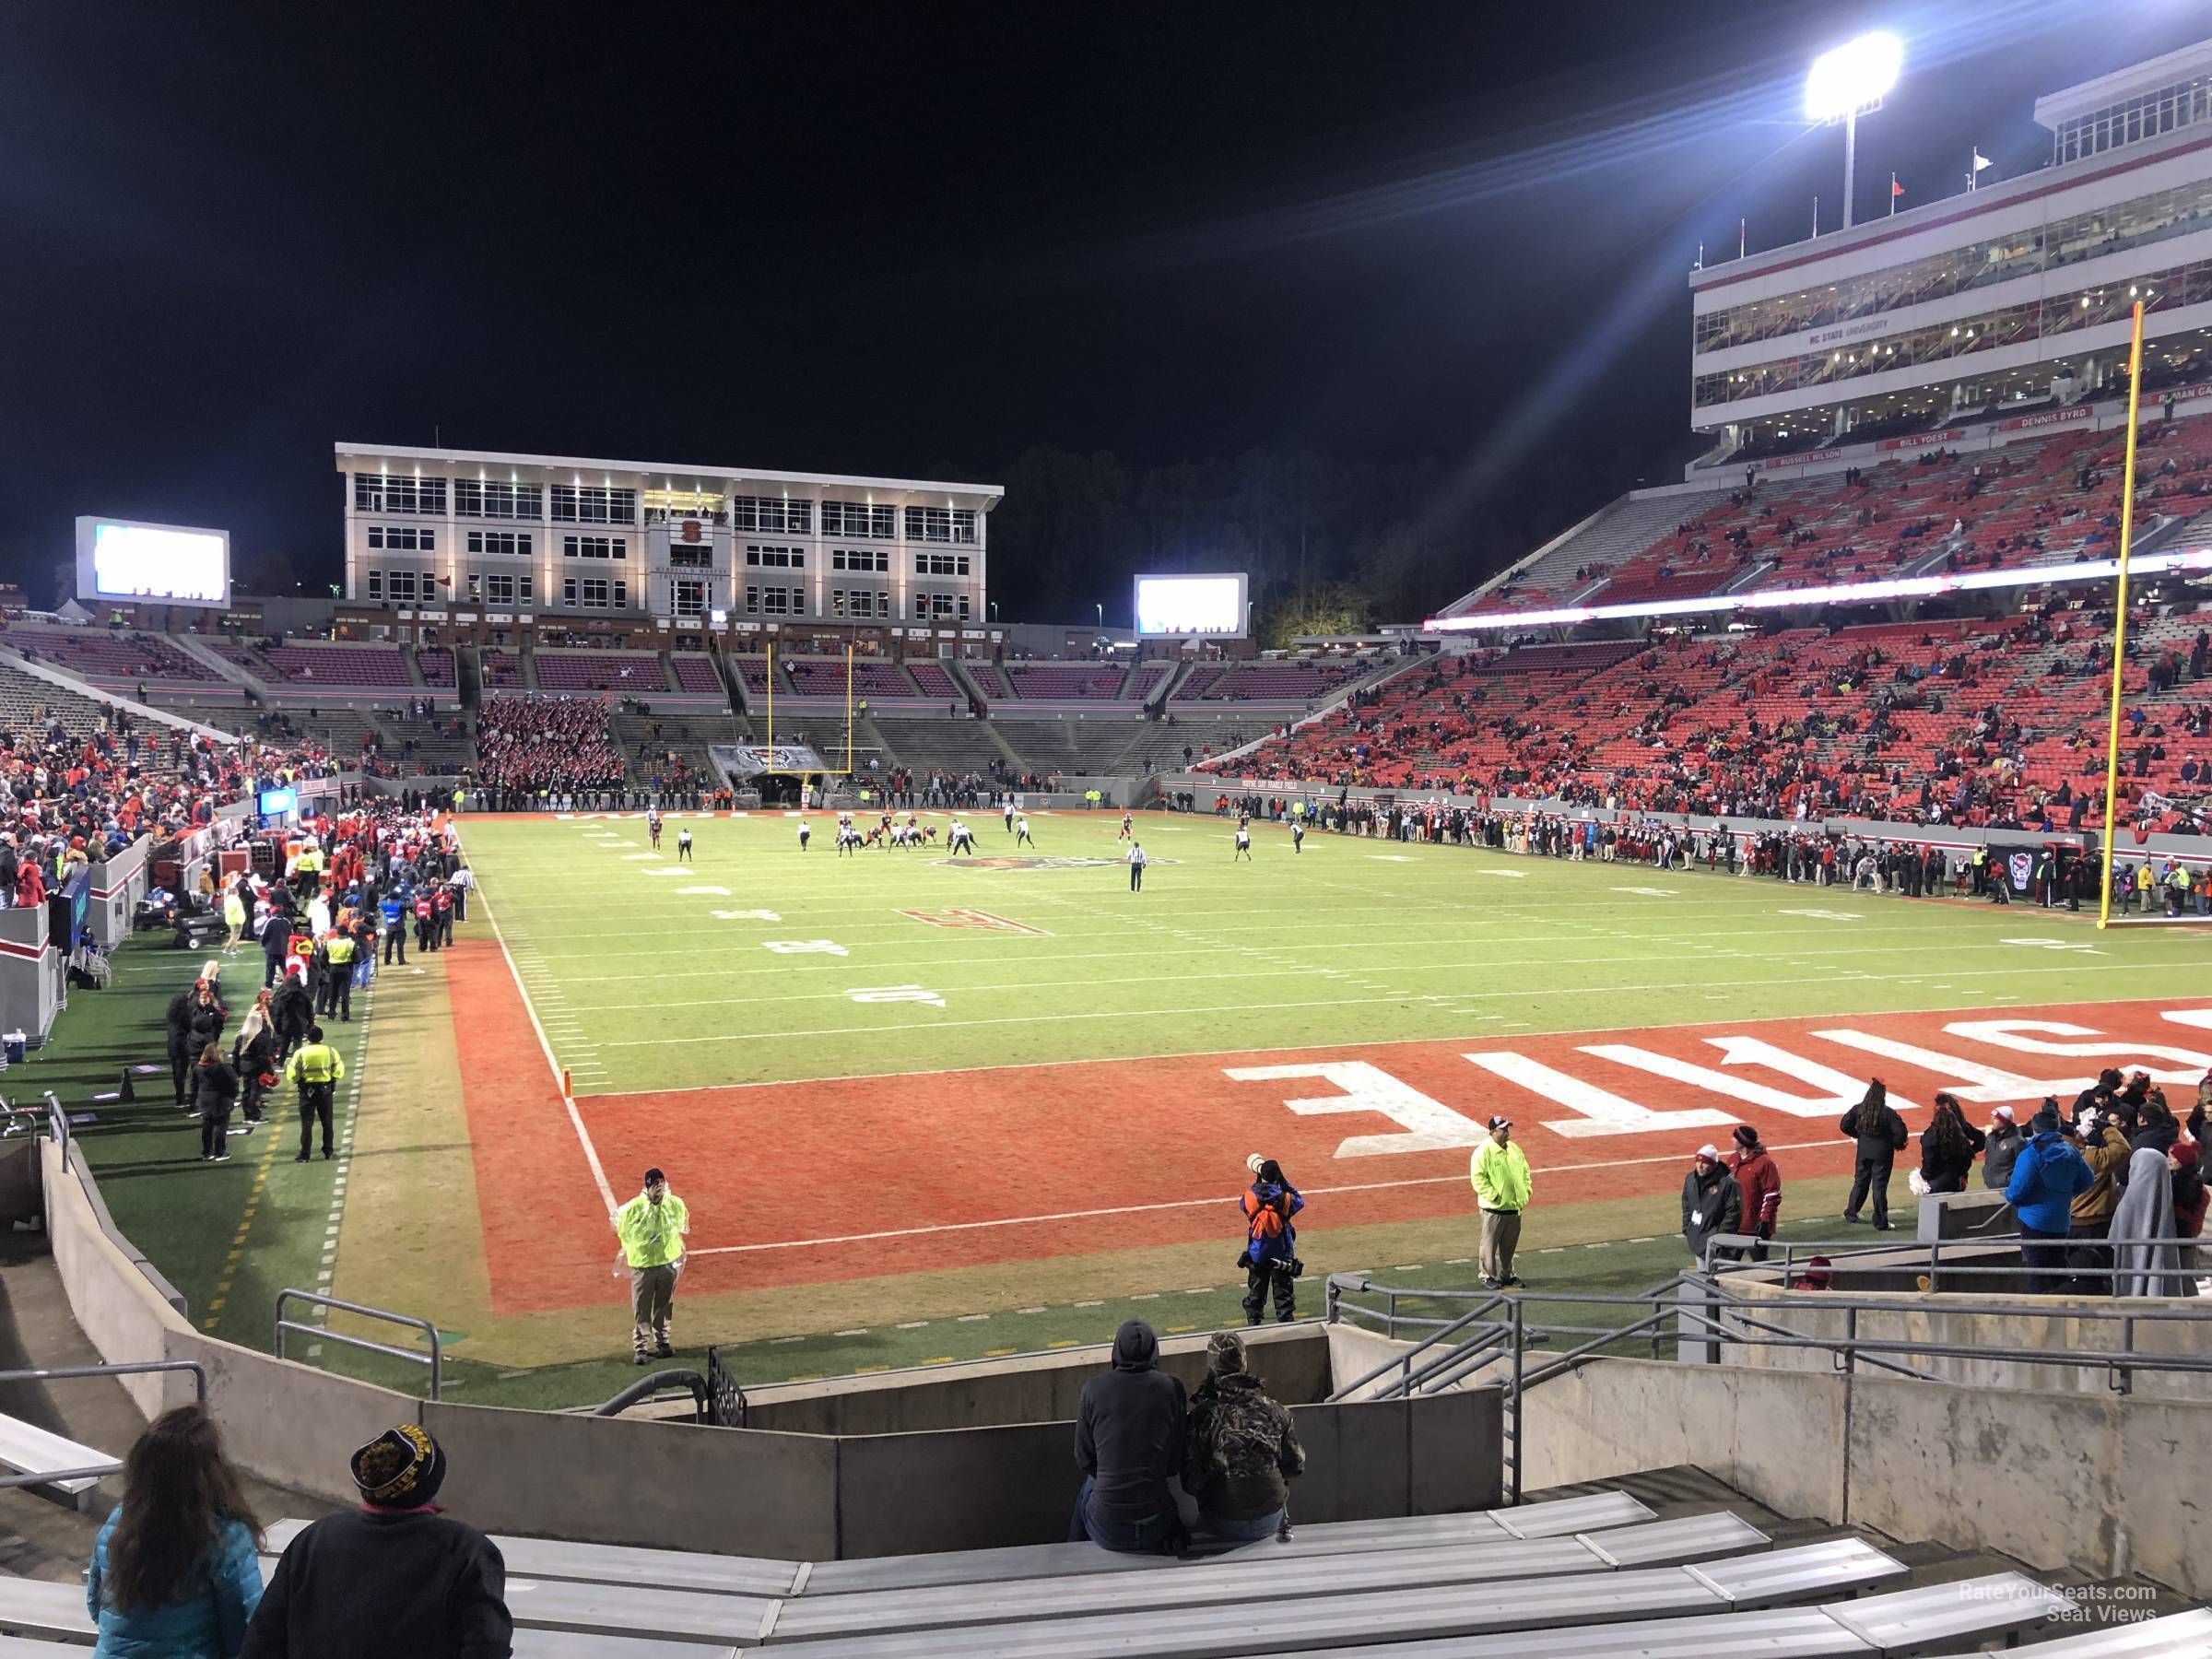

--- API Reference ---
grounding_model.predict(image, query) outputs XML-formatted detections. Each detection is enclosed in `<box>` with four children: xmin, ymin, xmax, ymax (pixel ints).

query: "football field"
<box><xmin>63</xmin><ymin>806</ymin><xmax>2212</xmax><ymax>1410</ymax></box>
<box><xmin>392</xmin><ymin>806</ymin><xmax>2212</xmax><ymax>1386</ymax></box>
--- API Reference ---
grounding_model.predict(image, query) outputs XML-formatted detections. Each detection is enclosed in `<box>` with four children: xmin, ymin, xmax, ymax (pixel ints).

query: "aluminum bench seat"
<box><xmin>267</xmin><ymin>1517</ymin><xmax>802</xmax><ymax>1596</ymax></box>
<box><xmin>0</xmin><ymin>1580</ymin><xmax>92</xmax><ymax>1643</ymax></box>
<box><xmin>0</xmin><ymin>1636</ymin><xmax>84</xmax><ymax>1657</ymax></box>
<box><xmin>1264</xmin><ymin>1571</ymin><xmax>2069</xmax><ymax>1658</ymax></box>
<box><xmin>769</xmin><ymin>1515</ymin><xmax>1769</xmax><ymax>1641</ymax></box>
<box><xmin>0</xmin><ymin>1412</ymin><xmax>109</xmax><ymax>1506</ymax></box>
<box><xmin>760</xmin><ymin>1540</ymin><xmax>1903</xmax><ymax>1658</ymax></box>
<box><xmin>1820</xmin><ymin>1571</ymin><xmax>2071</xmax><ymax>1655</ymax></box>
<box><xmin>796</xmin><ymin>1491</ymin><xmax>1653</xmax><ymax>1596</ymax></box>
<box><xmin>2020</xmin><ymin>1608</ymin><xmax>2212</xmax><ymax>1656</ymax></box>
<box><xmin>257</xmin><ymin>1556</ymin><xmax>773</xmax><ymax>1647</ymax></box>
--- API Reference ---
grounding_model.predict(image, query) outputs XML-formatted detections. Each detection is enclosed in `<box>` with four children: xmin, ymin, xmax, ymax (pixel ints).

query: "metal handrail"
<box><xmin>0</xmin><ymin>1360</ymin><xmax>208</xmax><ymax>1490</ymax></box>
<box><xmin>589</xmin><ymin>1369</ymin><xmax>709</xmax><ymax>1421</ymax></box>
<box><xmin>1324</xmin><ymin>1277</ymin><xmax>1510</xmax><ymax>1401</ymax></box>
<box><xmin>43</xmin><ymin>1091</ymin><xmax>68</xmax><ymax>1171</ymax></box>
<box><xmin>274</xmin><ymin>1289</ymin><xmax>442</xmax><ymax>1399</ymax></box>
<box><xmin>1703</xmin><ymin>1230</ymin><xmax>2212</xmax><ymax>1290</ymax></box>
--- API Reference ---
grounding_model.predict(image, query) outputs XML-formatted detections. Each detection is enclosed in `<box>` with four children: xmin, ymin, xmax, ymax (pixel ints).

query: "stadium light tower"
<box><xmin>1806</xmin><ymin>30</ymin><xmax>1902</xmax><ymax>229</ymax></box>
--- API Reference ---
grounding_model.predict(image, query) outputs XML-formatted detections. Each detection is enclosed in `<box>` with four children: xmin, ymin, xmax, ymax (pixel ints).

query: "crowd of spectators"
<box><xmin>470</xmin><ymin>696</ymin><xmax>623</xmax><ymax>806</ymax></box>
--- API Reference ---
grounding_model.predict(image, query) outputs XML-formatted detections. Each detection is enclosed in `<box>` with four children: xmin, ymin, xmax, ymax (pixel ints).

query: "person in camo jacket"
<box><xmin>1181</xmin><ymin>1329</ymin><xmax>1305</xmax><ymax>1543</ymax></box>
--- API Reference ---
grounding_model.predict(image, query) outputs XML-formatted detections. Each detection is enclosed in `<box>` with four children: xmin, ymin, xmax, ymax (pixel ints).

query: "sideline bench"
<box><xmin>796</xmin><ymin>1491</ymin><xmax>1655</xmax><ymax>1596</ymax></box>
<box><xmin>267</xmin><ymin>1518</ymin><xmax>801</xmax><ymax>1596</ymax></box>
<box><xmin>1269</xmin><ymin>1571</ymin><xmax>2072</xmax><ymax>1657</ymax></box>
<box><xmin>759</xmin><ymin>1539</ymin><xmax>1904</xmax><ymax>1657</ymax></box>
<box><xmin>2021</xmin><ymin>1608</ymin><xmax>2212</xmax><ymax>1656</ymax></box>
<box><xmin>770</xmin><ymin>1513</ymin><xmax>1768</xmax><ymax>1641</ymax></box>
<box><xmin>0</xmin><ymin>1412</ymin><xmax>112</xmax><ymax>1510</ymax></box>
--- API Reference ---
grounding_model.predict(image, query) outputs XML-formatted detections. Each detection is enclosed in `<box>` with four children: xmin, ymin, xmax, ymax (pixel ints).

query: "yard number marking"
<box><xmin>847</xmin><ymin>985</ymin><xmax>947</xmax><ymax>1007</ymax></box>
<box><xmin>1611</xmin><ymin>887</ymin><xmax>1677</xmax><ymax>897</ymax></box>
<box><xmin>1781</xmin><ymin>909</ymin><xmax>1861</xmax><ymax>922</ymax></box>
<box><xmin>764</xmin><ymin>939</ymin><xmax>847</xmax><ymax>955</ymax></box>
<box><xmin>712</xmin><ymin>909</ymin><xmax>782</xmax><ymax>921</ymax></box>
<box><xmin>2001</xmin><ymin>936</ymin><xmax>2105</xmax><ymax>955</ymax></box>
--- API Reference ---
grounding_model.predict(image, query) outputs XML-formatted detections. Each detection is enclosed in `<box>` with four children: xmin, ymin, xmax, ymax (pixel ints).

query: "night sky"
<box><xmin>3</xmin><ymin>2</ymin><xmax>2206</xmax><ymax>615</ymax></box>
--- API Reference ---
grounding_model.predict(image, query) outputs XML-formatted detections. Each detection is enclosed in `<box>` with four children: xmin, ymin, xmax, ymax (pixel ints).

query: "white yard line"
<box><xmin>573</xmin><ymin>959</ymin><xmax>2212</xmax><ymax>1063</ymax></box>
<box><xmin>684</xmin><ymin>1137</ymin><xmax>1841</xmax><ymax>1255</ymax></box>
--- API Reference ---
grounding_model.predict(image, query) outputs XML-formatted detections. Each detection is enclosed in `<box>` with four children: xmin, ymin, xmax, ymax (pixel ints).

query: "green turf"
<box><xmin>458</xmin><ymin>808</ymin><xmax>2212</xmax><ymax>1094</ymax></box>
<box><xmin>21</xmin><ymin>934</ymin><xmax>374</xmax><ymax>1345</ymax></box>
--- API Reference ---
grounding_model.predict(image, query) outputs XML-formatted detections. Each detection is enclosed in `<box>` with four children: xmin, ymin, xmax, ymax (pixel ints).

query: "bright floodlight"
<box><xmin>1805</xmin><ymin>31</ymin><xmax>1902</xmax><ymax>123</ymax></box>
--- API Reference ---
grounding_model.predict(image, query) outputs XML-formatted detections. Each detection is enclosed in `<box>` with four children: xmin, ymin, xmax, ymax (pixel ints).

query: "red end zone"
<box><xmin>446</xmin><ymin>959</ymin><xmax>2212</xmax><ymax>1316</ymax></box>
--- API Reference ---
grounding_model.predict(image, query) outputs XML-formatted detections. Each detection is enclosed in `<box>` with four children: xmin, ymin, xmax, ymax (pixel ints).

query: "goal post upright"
<box><xmin>2096</xmin><ymin>299</ymin><xmax>2147</xmax><ymax>930</ymax></box>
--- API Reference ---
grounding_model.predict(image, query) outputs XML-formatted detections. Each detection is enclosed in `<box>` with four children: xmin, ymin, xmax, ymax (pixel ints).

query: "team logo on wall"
<box><xmin>2008</xmin><ymin>852</ymin><xmax>2034</xmax><ymax>889</ymax></box>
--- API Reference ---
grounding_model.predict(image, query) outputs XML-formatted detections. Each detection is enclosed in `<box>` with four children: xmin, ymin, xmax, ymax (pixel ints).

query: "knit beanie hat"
<box><xmin>1206</xmin><ymin>1329</ymin><xmax>1247</xmax><ymax>1377</ymax></box>
<box><xmin>350</xmin><ymin>1424</ymin><xmax>446</xmax><ymax>1510</ymax></box>
<box><xmin>1732</xmin><ymin>1124</ymin><xmax>1759</xmax><ymax>1149</ymax></box>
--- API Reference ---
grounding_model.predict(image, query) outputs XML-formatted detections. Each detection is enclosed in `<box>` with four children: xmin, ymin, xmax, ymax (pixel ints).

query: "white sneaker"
<box><xmin>211</xmin><ymin>1153</ymin><xmax>231</xmax><ymax>1164</ymax></box>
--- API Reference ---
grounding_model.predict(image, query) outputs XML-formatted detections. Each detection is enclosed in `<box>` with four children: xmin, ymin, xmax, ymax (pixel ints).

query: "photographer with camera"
<box><xmin>1239</xmin><ymin>1155</ymin><xmax>1303</xmax><ymax>1325</ymax></box>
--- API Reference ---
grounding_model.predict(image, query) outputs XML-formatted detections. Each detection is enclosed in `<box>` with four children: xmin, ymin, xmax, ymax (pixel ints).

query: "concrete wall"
<box><xmin>420</xmin><ymin>1399</ymin><xmax>841</xmax><ymax>1559</ymax></box>
<box><xmin>741</xmin><ymin>1324</ymin><xmax>1331</xmax><ymax>1434</ymax></box>
<box><xmin>1522</xmin><ymin>1357</ymin><xmax>2212</xmax><ymax>1596</ymax></box>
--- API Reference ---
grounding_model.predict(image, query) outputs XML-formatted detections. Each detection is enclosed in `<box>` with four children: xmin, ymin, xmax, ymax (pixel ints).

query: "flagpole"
<box><xmin>2096</xmin><ymin>300</ymin><xmax>2148</xmax><ymax>929</ymax></box>
<box><xmin>1812</xmin><ymin>196</ymin><xmax>1818</xmax><ymax>239</ymax></box>
<box><xmin>1888</xmin><ymin>172</ymin><xmax>1897</xmax><ymax>217</ymax></box>
<box><xmin>766</xmin><ymin>638</ymin><xmax>775</xmax><ymax>790</ymax></box>
<box><xmin>1738</xmin><ymin>218</ymin><xmax>1747</xmax><ymax>260</ymax></box>
<box><xmin>844</xmin><ymin>643</ymin><xmax>854</xmax><ymax>777</ymax></box>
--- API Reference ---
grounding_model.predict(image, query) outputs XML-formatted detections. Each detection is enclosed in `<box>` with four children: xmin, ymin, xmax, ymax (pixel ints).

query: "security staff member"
<box><xmin>284</xmin><ymin>1023</ymin><xmax>346</xmax><ymax>1162</ymax></box>
<box><xmin>380</xmin><ymin>885</ymin><xmax>408</xmax><ymax>965</ymax></box>
<box><xmin>612</xmin><ymin>1168</ymin><xmax>690</xmax><ymax>1363</ymax></box>
<box><xmin>321</xmin><ymin>929</ymin><xmax>358</xmax><ymax>1021</ymax></box>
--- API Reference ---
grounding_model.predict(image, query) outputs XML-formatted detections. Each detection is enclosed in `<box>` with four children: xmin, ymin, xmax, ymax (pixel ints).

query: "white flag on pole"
<box><xmin>1971</xmin><ymin>149</ymin><xmax>1993</xmax><ymax>173</ymax></box>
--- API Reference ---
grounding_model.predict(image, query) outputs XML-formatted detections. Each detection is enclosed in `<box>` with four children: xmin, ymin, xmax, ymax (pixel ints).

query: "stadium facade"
<box><xmin>1689</xmin><ymin>40</ymin><xmax>2212</xmax><ymax>466</ymax></box>
<box><xmin>335</xmin><ymin>441</ymin><xmax>1000</xmax><ymax>639</ymax></box>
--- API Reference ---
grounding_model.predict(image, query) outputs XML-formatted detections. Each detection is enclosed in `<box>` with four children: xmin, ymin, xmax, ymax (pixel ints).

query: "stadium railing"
<box><xmin>0</xmin><ymin>1359</ymin><xmax>206</xmax><ymax>1497</ymax></box>
<box><xmin>272</xmin><ymin>1288</ymin><xmax>442</xmax><ymax>1398</ymax></box>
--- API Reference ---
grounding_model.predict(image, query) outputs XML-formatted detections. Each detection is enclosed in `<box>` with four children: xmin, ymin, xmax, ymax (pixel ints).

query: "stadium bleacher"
<box><xmin>905</xmin><ymin>661</ymin><xmax>963</xmax><ymax>700</ymax></box>
<box><xmin>1171</xmin><ymin>660</ymin><xmax>1363</xmax><ymax>703</ymax></box>
<box><xmin>416</xmin><ymin>647</ymin><xmax>458</xmax><ymax>688</ymax></box>
<box><xmin>1453</xmin><ymin>418</ymin><xmax>2212</xmax><ymax>624</ymax></box>
<box><xmin>784</xmin><ymin>657</ymin><xmax>922</xmax><ymax>700</ymax></box>
<box><xmin>1003</xmin><ymin>662</ymin><xmax>1128</xmax><ymax>700</ymax></box>
<box><xmin>481</xmin><ymin>649</ymin><xmax>525</xmax><ymax>688</ymax></box>
<box><xmin>669</xmin><ymin>651</ymin><xmax>726</xmax><ymax>698</ymax></box>
<box><xmin>532</xmin><ymin>650</ymin><xmax>671</xmax><ymax>694</ymax></box>
<box><xmin>1</xmin><ymin>627</ymin><xmax>220</xmax><ymax>687</ymax></box>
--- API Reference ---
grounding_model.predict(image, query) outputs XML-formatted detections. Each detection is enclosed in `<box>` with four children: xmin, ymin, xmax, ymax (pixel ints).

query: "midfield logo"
<box><xmin>900</xmin><ymin>908</ymin><xmax>1048</xmax><ymax>935</ymax></box>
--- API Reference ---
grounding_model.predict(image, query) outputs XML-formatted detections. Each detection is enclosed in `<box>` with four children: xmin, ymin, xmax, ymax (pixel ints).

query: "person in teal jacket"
<box><xmin>87</xmin><ymin>1405</ymin><xmax>264</xmax><ymax>1658</ymax></box>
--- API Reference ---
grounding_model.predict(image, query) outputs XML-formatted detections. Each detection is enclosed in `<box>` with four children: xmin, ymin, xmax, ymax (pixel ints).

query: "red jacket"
<box><xmin>1730</xmin><ymin>1148</ymin><xmax>1783</xmax><ymax>1234</ymax></box>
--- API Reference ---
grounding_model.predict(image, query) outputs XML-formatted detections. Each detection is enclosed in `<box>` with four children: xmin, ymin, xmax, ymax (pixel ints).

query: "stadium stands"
<box><xmin>1451</xmin><ymin>417</ymin><xmax>2212</xmax><ymax>621</ymax></box>
<box><xmin>1171</xmin><ymin>660</ymin><xmax>1363</xmax><ymax>703</ymax></box>
<box><xmin>0</xmin><ymin>627</ymin><xmax>220</xmax><ymax>687</ymax></box>
<box><xmin>963</xmin><ymin>663</ymin><xmax>1012</xmax><ymax>699</ymax></box>
<box><xmin>480</xmin><ymin>649</ymin><xmax>525</xmax><ymax>688</ymax></box>
<box><xmin>669</xmin><ymin>651</ymin><xmax>726</xmax><ymax>698</ymax></box>
<box><xmin>1003</xmin><ymin>663</ymin><xmax>1128</xmax><ymax>700</ymax></box>
<box><xmin>1222</xmin><ymin>603</ymin><xmax>2212</xmax><ymax>830</ymax></box>
<box><xmin>784</xmin><ymin>658</ymin><xmax>922</xmax><ymax>700</ymax></box>
<box><xmin>416</xmin><ymin>647</ymin><xmax>457</xmax><ymax>688</ymax></box>
<box><xmin>533</xmin><ymin>650</ymin><xmax>672</xmax><ymax>694</ymax></box>
<box><xmin>905</xmin><ymin>661</ymin><xmax>963</xmax><ymax>700</ymax></box>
